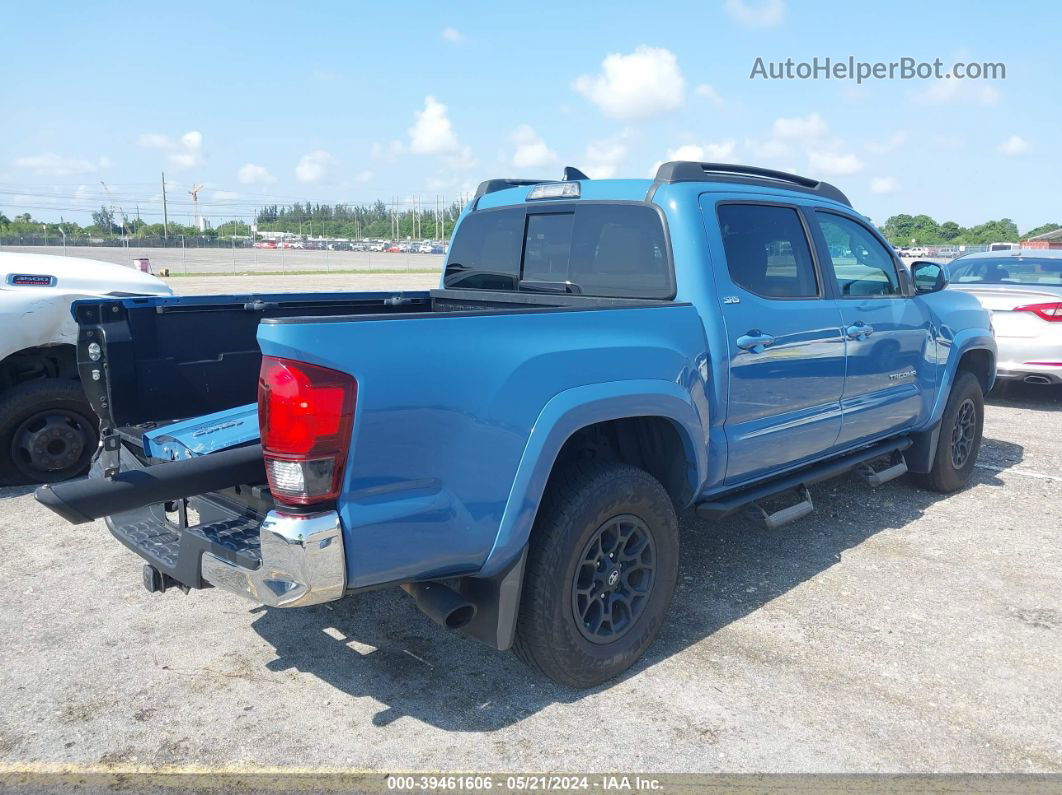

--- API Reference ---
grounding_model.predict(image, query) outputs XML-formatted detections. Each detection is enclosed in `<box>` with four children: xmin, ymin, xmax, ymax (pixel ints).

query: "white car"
<box><xmin>0</xmin><ymin>252</ymin><xmax>172</xmax><ymax>484</ymax></box>
<box><xmin>417</xmin><ymin>244</ymin><xmax>433</xmax><ymax>254</ymax></box>
<box><xmin>947</xmin><ymin>249</ymin><xmax>1062</xmax><ymax>385</ymax></box>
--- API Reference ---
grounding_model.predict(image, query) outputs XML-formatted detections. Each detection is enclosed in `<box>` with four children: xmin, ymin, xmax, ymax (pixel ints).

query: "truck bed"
<box><xmin>73</xmin><ymin>287</ymin><xmax>675</xmax><ymax>432</ymax></box>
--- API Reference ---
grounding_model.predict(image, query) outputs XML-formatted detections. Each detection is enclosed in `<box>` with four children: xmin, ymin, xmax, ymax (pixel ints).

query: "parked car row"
<box><xmin>252</xmin><ymin>239</ymin><xmax>447</xmax><ymax>253</ymax></box>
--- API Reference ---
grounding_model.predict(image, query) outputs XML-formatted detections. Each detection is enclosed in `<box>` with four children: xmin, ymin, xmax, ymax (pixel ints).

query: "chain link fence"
<box><xmin>0</xmin><ymin>236</ymin><xmax>443</xmax><ymax>275</ymax></box>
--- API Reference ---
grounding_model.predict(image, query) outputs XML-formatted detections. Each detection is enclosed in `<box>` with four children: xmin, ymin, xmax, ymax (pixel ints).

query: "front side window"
<box><xmin>815</xmin><ymin>212</ymin><xmax>901</xmax><ymax>297</ymax></box>
<box><xmin>717</xmin><ymin>204</ymin><xmax>819</xmax><ymax>298</ymax></box>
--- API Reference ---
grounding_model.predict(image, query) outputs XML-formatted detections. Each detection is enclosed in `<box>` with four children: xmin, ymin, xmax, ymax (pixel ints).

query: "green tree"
<box><xmin>939</xmin><ymin>221</ymin><xmax>962</xmax><ymax>241</ymax></box>
<box><xmin>1023</xmin><ymin>223</ymin><xmax>1061</xmax><ymax>239</ymax></box>
<box><xmin>91</xmin><ymin>205</ymin><xmax>116</xmax><ymax>235</ymax></box>
<box><xmin>963</xmin><ymin>218</ymin><xmax>1019</xmax><ymax>244</ymax></box>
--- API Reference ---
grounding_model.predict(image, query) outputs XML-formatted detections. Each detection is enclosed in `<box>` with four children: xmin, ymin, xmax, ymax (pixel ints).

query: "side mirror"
<box><xmin>911</xmin><ymin>261</ymin><xmax>948</xmax><ymax>294</ymax></box>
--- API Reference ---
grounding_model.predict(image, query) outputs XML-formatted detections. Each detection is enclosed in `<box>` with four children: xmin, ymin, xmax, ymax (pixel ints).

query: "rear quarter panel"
<box><xmin>257</xmin><ymin>304</ymin><xmax>709</xmax><ymax>588</ymax></box>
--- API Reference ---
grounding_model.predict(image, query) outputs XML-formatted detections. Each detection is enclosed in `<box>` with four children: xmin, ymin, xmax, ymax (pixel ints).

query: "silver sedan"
<box><xmin>947</xmin><ymin>249</ymin><xmax>1062</xmax><ymax>385</ymax></box>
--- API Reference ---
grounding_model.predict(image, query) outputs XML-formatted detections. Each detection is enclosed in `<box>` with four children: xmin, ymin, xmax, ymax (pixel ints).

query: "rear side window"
<box><xmin>717</xmin><ymin>204</ymin><xmax>819</xmax><ymax>298</ymax></box>
<box><xmin>445</xmin><ymin>202</ymin><xmax>672</xmax><ymax>298</ymax></box>
<box><xmin>444</xmin><ymin>207</ymin><xmax>524</xmax><ymax>290</ymax></box>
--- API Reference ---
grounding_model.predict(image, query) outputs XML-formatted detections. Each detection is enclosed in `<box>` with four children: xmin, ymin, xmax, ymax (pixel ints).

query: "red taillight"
<box><xmin>1014</xmin><ymin>302</ymin><xmax>1062</xmax><ymax>322</ymax></box>
<box><xmin>258</xmin><ymin>356</ymin><xmax>357</xmax><ymax>506</ymax></box>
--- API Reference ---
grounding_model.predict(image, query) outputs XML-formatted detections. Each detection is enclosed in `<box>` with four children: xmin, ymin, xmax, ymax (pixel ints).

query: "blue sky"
<box><xmin>0</xmin><ymin>0</ymin><xmax>1057</xmax><ymax>229</ymax></box>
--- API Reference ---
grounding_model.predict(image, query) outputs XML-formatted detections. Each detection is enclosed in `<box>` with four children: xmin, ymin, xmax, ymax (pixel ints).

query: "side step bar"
<box><xmin>696</xmin><ymin>437</ymin><xmax>912</xmax><ymax>522</ymax></box>
<box><xmin>857</xmin><ymin>452</ymin><xmax>908</xmax><ymax>487</ymax></box>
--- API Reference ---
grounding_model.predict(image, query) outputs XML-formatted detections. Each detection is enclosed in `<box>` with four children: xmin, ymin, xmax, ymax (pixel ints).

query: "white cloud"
<box><xmin>772</xmin><ymin>112</ymin><xmax>828</xmax><ymax>140</ymax></box>
<box><xmin>723</xmin><ymin>0</ymin><xmax>785</xmax><ymax>28</ymax></box>
<box><xmin>649</xmin><ymin>140</ymin><xmax>737</xmax><ymax>177</ymax></box>
<box><xmin>865</xmin><ymin>130</ymin><xmax>908</xmax><ymax>155</ymax></box>
<box><xmin>694</xmin><ymin>83</ymin><xmax>724</xmax><ymax>108</ymax></box>
<box><xmin>212</xmin><ymin>190</ymin><xmax>240</xmax><ymax>201</ymax></box>
<box><xmin>404</xmin><ymin>96</ymin><xmax>477</xmax><ymax>170</ymax></box>
<box><xmin>919</xmin><ymin>78</ymin><xmax>1000</xmax><ymax>106</ymax></box>
<box><xmin>137</xmin><ymin>133</ymin><xmax>170</xmax><ymax>149</ymax></box>
<box><xmin>408</xmin><ymin>96</ymin><xmax>460</xmax><ymax>154</ymax></box>
<box><xmin>808</xmin><ymin>150</ymin><xmax>864</xmax><ymax>176</ymax></box>
<box><xmin>237</xmin><ymin>163</ymin><xmax>276</xmax><ymax>184</ymax></box>
<box><xmin>510</xmin><ymin>124</ymin><xmax>557</xmax><ymax>169</ymax></box>
<box><xmin>998</xmin><ymin>135</ymin><xmax>1029</xmax><ymax>156</ymax></box>
<box><xmin>137</xmin><ymin>130</ymin><xmax>204</xmax><ymax>170</ymax></box>
<box><xmin>573</xmin><ymin>46</ymin><xmax>685</xmax><ymax>120</ymax></box>
<box><xmin>584</xmin><ymin>135</ymin><xmax>630</xmax><ymax>179</ymax></box>
<box><xmin>870</xmin><ymin>176</ymin><xmax>898</xmax><ymax>194</ymax></box>
<box><xmin>352</xmin><ymin>169</ymin><xmax>373</xmax><ymax>183</ymax></box>
<box><xmin>12</xmin><ymin>153</ymin><xmax>97</xmax><ymax>176</ymax></box>
<box><xmin>295</xmin><ymin>150</ymin><xmax>336</xmax><ymax>183</ymax></box>
<box><xmin>98</xmin><ymin>156</ymin><xmax>113</xmax><ymax>169</ymax></box>
<box><xmin>746</xmin><ymin>138</ymin><xmax>790</xmax><ymax>159</ymax></box>
<box><xmin>441</xmin><ymin>26</ymin><xmax>464</xmax><ymax>44</ymax></box>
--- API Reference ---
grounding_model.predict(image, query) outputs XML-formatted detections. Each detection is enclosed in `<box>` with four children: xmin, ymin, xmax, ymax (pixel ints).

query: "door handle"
<box><xmin>845</xmin><ymin>323</ymin><xmax>874</xmax><ymax>340</ymax></box>
<box><xmin>736</xmin><ymin>331</ymin><xmax>775</xmax><ymax>353</ymax></box>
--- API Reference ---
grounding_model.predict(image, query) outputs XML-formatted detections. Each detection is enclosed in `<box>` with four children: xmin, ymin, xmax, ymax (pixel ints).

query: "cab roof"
<box><xmin>471</xmin><ymin>161</ymin><xmax>852</xmax><ymax>211</ymax></box>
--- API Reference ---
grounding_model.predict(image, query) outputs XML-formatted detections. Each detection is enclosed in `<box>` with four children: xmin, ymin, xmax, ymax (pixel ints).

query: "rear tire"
<box><xmin>0</xmin><ymin>380</ymin><xmax>99</xmax><ymax>486</ymax></box>
<box><xmin>513</xmin><ymin>461</ymin><xmax>679</xmax><ymax>688</ymax></box>
<box><xmin>910</xmin><ymin>371</ymin><xmax>984</xmax><ymax>493</ymax></box>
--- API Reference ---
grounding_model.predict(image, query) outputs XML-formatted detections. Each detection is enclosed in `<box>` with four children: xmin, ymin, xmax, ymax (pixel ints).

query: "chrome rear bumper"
<box><xmin>201</xmin><ymin>510</ymin><xmax>346</xmax><ymax>607</ymax></box>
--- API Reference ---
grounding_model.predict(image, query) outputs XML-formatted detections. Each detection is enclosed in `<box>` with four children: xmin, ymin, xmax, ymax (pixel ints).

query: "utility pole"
<box><xmin>188</xmin><ymin>184</ymin><xmax>203</xmax><ymax>232</ymax></box>
<box><xmin>161</xmin><ymin>171</ymin><xmax>169</xmax><ymax>240</ymax></box>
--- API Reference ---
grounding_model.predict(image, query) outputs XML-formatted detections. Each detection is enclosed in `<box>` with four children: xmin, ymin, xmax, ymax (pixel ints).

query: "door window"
<box><xmin>815</xmin><ymin>212</ymin><xmax>901</xmax><ymax>297</ymax></box>
<box><xmin>717</xmin><ymin>204</ymin><xmax>819</xmax><ymax>298</ymax></box>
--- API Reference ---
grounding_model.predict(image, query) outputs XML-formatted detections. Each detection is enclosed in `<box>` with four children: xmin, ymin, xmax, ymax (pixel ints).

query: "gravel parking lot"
<box><xmin>0</xmin><ymin>274</ymin><xmax>1059</xmax><ymax>779</ymax></box>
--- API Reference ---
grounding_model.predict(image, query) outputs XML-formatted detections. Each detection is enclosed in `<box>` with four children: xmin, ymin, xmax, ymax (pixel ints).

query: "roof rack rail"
<box><xmin>653</xmin><ymin>161</ymin><xmax>851</xmax><ymax>207</ymax></box>
<box><xmin>472</xmin><ymin>178</ymin><xmax>548</xmax><ymax>200</ymax></box>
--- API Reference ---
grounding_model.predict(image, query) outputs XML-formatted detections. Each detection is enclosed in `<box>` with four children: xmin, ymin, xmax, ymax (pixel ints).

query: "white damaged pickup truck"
<box><xmin>0</xmin><ymin>252</ymin><xmax>172</xmax><ymax>484</ymax></box>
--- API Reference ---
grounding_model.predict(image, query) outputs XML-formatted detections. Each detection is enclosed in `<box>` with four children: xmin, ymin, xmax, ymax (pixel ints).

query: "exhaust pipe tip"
<box><xmin>402</xmin><ymin>581</ymin><xmax>477</xmax><ymax>630</ymax></box>
<box><xmin>1024</xmin><ymin>375</ymin><xmax>1052</xmax><ymax>385</ymax></box>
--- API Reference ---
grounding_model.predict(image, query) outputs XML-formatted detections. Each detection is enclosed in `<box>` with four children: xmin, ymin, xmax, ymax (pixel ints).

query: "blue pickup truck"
<box><xmin>37</xmin><ymin>163</ymin><xmax>995</xmax><ymax>687</ymax></box>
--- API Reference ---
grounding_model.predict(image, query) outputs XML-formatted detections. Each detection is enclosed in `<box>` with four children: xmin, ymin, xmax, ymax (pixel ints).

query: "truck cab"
<box><xmin>37</xmin><ymin>163</ymin><xmax>995</xmax><ymax>688</ymax></box>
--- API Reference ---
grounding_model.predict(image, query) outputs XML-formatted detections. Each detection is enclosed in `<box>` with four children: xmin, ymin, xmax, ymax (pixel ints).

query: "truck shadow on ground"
<box><xmin>0</xmin><ymin>485</ymin><xmax>35</xmax><ymax>501</ymax></box>
<box><xmin>988</xmin><ymin>381</ymin><xmax>1062</xmax><ymax>412</ymax></box>
<box><xmin>249</xmin><ymin>438</ymin><xmax>1021</xmax><ymax>732</ymax></box>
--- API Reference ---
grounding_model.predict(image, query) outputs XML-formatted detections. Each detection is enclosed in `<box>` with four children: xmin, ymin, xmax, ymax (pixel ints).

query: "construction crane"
<box><xmin>189</xmin><ymin>184</ymin><xmax>204</xmax><ymax>231</ymax></box>
<box><xmin>99</xmin><ymin>180</ymin><xmax>127</xmax><ymax>239</ymax></box>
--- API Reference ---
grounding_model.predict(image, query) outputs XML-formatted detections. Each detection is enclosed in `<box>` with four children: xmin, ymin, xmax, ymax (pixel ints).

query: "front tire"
<box><xmin>513</xmin><ymin>461</ymin><xmax>679</xmax><ymax>688</ymax></box>
<box><xmin>0</xmin><ymin>380</ymin><xmax>99</xmax><ymax>486</ymax></box>
<box><xmin>911</xmin><ymin>370</ymin><xmax>984</xmax><ymax>493</ymax></box>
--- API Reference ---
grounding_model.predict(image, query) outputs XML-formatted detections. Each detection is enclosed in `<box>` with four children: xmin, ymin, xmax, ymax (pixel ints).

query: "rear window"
<box><xmin>444</xmin><ymin>203</ymin><xmax>672</xmax><ymax>299</ymax></box>
<box><xmin>949</xmin><ymin>257</ymin><xmax>1062</xmax><ymax>287</ymax></box>
<box><xmin>444</xmin><ymin>207</ymin><xmax>524</xmax><ymax>290</ymax></box>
